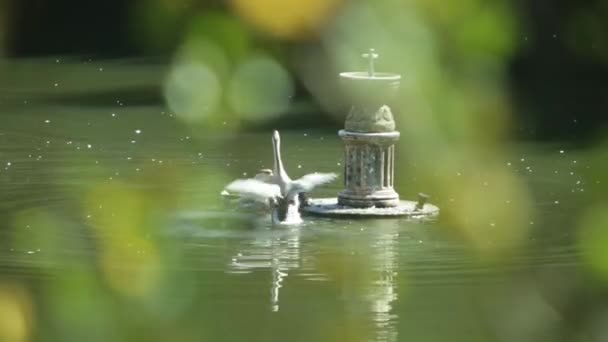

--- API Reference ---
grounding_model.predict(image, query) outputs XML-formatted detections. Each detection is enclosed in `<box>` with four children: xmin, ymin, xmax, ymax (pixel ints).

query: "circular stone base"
<box><xmin>303</xmin><ymin>197</ymin><xmax>439</xmax><ymax>219</ymax></box>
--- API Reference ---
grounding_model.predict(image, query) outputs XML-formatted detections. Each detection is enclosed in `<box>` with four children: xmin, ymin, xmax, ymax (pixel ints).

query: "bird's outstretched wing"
<box><xmin>224</xmin><ymin>179</ymin><xmax>282</xmax><ymax>203</ymax></box>
<box><xmin>290</xmin><ymin>172</ymin><xmax>337</xmax><ymax>194</ymax></box>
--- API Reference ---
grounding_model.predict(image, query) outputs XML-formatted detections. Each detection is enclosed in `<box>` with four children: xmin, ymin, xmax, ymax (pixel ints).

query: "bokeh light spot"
<box><xmin>186</xmin><ymin>12</ymin><xmax>252</xmax><ymax>64</ymax></box>
<box><xmin>228</xmin><ymin>55</ymin><xmax>294</xmax><ymax>121</ymax></box>
<box><xmin>229</xmin><ymin>0</ymin><xmax>343</xmax><ymax>39</ymax></box>
<box><xmin>0</xmin><ymin>285</ymin><xmax>33</xmax><ymax>342</ymax></box>
<box><xmin>164</xmin><ymin>61</ymin><xmax>221</xmax><ymax>123</ymax></box>
<box><xmin>86</xmin><ymin>183</ymin><xmax>162</xmax><ymax>298</ymax></box>
<box><xmin>579</xmin><ymin>204</ymin><xmax>608</xmax><ymax>281</ymax></box>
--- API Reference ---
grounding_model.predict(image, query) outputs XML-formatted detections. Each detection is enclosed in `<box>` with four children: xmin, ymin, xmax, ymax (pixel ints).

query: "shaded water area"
<box><xmin>0</xmin><ymin>60</ymin><xmax>607</xmax><ymax>342</ymax></box>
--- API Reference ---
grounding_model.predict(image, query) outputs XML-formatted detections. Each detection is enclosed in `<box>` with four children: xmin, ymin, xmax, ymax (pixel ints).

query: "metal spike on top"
<box><xmin>362</xmin><ymin>48</ymin><xmax>379</xmax><ymax>77</ymax></box>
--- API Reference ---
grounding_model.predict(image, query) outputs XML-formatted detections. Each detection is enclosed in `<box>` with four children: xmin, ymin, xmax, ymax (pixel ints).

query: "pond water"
<box><xmin>0</xmin><ymin>59</ymin><xmax>605</xmax><ymax>342</ymax></box>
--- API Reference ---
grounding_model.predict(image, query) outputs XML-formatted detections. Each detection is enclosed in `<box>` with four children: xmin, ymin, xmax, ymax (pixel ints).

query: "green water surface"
<box><xmin>0</xmin><ymin>59</ymin><xmax>603</xmax><ymax>342</ymax></box>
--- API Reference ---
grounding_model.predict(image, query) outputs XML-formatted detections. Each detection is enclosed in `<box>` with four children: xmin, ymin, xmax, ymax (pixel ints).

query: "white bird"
<box><xmin>221</xmin><ymin>169</ymin><xmax>274</xmax><ymax>198</ymax></box>
<box><xmin>271</xmin><ymin>130</ymin><xmax>336</xmax><ymax>200</ymax></box>
<box><xmin>224</xmin><ymin>178</ymin><xmax>281</xmax><ymax>207</ymax></box>
<box><xmin>223</xmin><ymin>130</ymin><xmax>337</xmax><ymax>224</ymax></box>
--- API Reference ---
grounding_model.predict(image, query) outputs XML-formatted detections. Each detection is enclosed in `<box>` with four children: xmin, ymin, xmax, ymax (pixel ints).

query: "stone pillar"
<box><xmin>336</xmin><ymin>50</ymin><xmax>402</xmax><ymax>208</ymax></box>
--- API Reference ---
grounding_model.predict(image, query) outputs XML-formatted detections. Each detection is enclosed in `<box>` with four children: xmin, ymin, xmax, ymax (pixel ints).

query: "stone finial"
<box><xmin>345</xmin><ymin>105</ymin><xmax>396</xmax><ymax>133</ymax></box>
<box><xmin>362</xmin><ymin>48</ymin><xmax>379</xmax><ymax>77</ymax></box>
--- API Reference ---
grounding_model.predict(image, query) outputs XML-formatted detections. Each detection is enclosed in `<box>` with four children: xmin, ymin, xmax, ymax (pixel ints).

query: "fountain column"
<box><xmin>337</xmin><ymin>50</ymin><xmax>401</xmax><ymax>208</ymax></box>
<box><xmin>303</xmin><ymin>50</ymin><xmax>439</xmax><ymax>219</ymax></box>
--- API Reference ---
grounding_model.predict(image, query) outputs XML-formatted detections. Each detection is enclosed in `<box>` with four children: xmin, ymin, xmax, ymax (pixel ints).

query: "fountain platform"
<box><xmin>303</xmin><ymin>198</ymin><xmax>439</xmax><ymax>219</ymax></box>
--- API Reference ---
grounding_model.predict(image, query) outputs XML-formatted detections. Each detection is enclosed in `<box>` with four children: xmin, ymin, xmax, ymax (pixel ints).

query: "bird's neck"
<box><xmin>272</xmin><ymin>137</ymin><xmax>289</xmax><ymax>182</ymax></box>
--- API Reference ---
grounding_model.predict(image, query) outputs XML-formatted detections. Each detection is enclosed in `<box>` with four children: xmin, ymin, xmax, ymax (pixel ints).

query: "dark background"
<box><xmin>3</xmin><ymin>0</ymin><xmax>608</xmax><ymax>142</ymax></box>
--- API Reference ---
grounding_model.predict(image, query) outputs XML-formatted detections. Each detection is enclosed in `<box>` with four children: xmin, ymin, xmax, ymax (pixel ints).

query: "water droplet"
<box><xmin>87</xmin><ymin>144</ymin><xmax>92</xmax><ymax>149</ymax></box>
<box><xmin>559</xmin><ymin>150</ymin><xmax>564</xmax><ymax>154</ymax></box>
<box><xmin>54</xmin><ymin>83</ymin><xmax>59</xmax><ymax>87</ymax></box>
<box><xmin>554</xmin><ymin>200</ymin><xmax>559</xmax><ymax>204</ymax></box>
<box><xmin>111</xmin><ymin>113</ymin><xmax>116</xmax><ymax>117</ymax></box>
<box><xmin>135</xmin><ymin>129</ymin><xmax>141</xmax><ymax>134</ymax></box>
<box><xmin>44</xmin><ymin>119</ymin><xmax>50</xmax><ymax>123</ymax></box>
<box><xmin>297</xmin><ymin>164</ymin><xmax>302</xmax><ymax>169</ymax></box>
<box><xmin>131</xmin><ymin>140</ymin><xmax>136</xmax><ymax>144</ymax></box>
<box><xmin>99</xmin><ymin>67</ymin><xmax>104</xmax><ymax>71</ymax></box>
<box><xmin>6</xmin><ymin>162</ymin><xmax>11</xmax><ymax>166</ymax></box>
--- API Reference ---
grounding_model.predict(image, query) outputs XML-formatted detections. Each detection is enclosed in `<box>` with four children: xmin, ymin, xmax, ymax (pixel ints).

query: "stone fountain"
<box><xmin>303</xmin><ymin>49</ymin><xmax>439</xmax><ymax>219</ymax></box>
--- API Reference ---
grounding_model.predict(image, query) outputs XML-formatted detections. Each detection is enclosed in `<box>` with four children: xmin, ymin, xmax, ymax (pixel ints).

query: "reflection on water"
<box><xmin>229</xmin><ymin>227</ymin><xmax>302</xmax><ymax>312</ymax></box>
<box><xmin>368</xmin><ymin>224</ymin><xmax>399</xmax><ymax>342</ymax></box>
<box><xmin>227</xmin><ymin>220</ymin><xmax>403</xmax><ymax>341</ymax></box>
